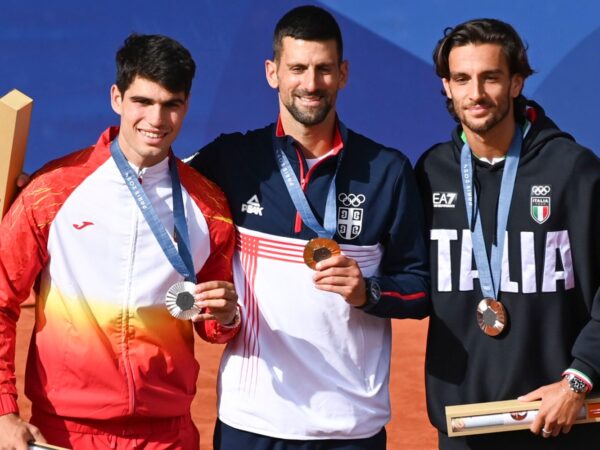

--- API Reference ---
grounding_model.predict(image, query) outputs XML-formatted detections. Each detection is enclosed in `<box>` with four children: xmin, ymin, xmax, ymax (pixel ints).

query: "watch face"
<box><xmin>566</xmin><ymin>374</ymin><xmax>588</xmax><ymax>393</ymax></box>
<box><xmin>369</xmin><ymin>280</ymin><xmax>381</xmax><ymax>301</ymax></box>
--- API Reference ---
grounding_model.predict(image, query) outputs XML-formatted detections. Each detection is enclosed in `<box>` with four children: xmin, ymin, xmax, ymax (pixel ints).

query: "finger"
<box><xmin>17</xmin><ymin>173</ymin><xmax>32</xmax><ymax>188</ymax></box>
<box><xmin>27</xmin><ymin>424</ymin><xmax>47</xmax><ymax>443</ymax></box>
<box><xmin>191</xmin><ymin>312</ymin><xmax>216</xmax><ymax>322</ymax></box>
<box><xmin>314</xmin><ymin>283</ymin><xmax>347</xmax><ymax>296</ymax></box>
<box><xmin>195</xmin><ymin>287</ymin><xmax>237</xmax><ymax>302</ymax></box>
<box><xmin>195</xmin><ymin>280</ymin><xmax>234</xmax><ymax>293</ymax></box>
<box><xmin>518</xmin><ymin>388</ymin><xmax>543</xmax><ymax>402</ymax></box>
<box><xmin>315</xmin><ymin>255</ymin><xmax>353</xmax><ymax>271</ymax></box>
<box><xmin>529</xmin><ymin>415</ymin><xmax>544</xmax><ymax>435</ymax></box>
<box><xmin>314</xmin><ymin>274</ymin><xmax>355</xmax><ymax>286</ymax></box>
<box><xmin>561</xmin><ymin>424</ymin><xmax>572</xmax><ymax>434</ymax></box>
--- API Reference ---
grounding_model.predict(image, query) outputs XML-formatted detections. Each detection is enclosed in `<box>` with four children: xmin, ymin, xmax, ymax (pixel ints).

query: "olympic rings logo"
<box><xmin>531</xmin><ymin>185</ymin><xmax>551</xmax><ymax>196</ymax></box>
<box><xmin>338</xmin><ymin>193</ymin><xmax>366</xmax><ymax>207</ymax></box>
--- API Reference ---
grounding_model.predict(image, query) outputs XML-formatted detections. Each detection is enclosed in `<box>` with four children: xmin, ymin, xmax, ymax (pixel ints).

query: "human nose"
<box><xmin>146</xmin><ymin>104</ymin><xmax>166</xmax><ymax>127</ymax></box>
<box><xmin>468</xmin><ymin>79</ymin><xmax>485</xmax><ymax>101</ymax></box>
<box><xmin>302</xmin><ymin>67</ymin><xmax>319</xmax><ymax>92</ymax></box>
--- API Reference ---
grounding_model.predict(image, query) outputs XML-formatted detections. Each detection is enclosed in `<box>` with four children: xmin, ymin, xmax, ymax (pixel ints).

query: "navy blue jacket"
<box><xmin>189</xmin><ymin>121</ymin><xmax>429</xmax><ymax>318</ymax></box>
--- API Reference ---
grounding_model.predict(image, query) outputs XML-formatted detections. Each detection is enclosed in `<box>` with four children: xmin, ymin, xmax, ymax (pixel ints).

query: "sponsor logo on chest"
<box><xmin>337</xmin><ymin>193</ymin><xmax>365</xmax><ymax>240</ymax></box>
<box><xmin>433</xmin><ymin>192</ymin><xmax>458</xmax><ymax>208</ymax></box>
<box><xmin>241</xmin><ymin>194</ymin><xmax>263</xmax><ymax>216</ymax></box>
<box><xmin>530</xmin><ymin>185</ymin><xmax>551</xmax><ymax>224</ymax></box>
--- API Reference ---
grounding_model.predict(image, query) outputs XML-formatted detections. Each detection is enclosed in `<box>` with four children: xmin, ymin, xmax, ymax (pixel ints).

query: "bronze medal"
<box><xmin>165</xmin><ymin>281</ymin><xmax>203</xmax><ymax>320</ymax></box>
<box><xmin>476</xmin><ymin>298</ymin><xmax>506</xmax><ymax>336</ymax></box>
<box><xmin>303</xmin><ymin>238</ymin><xmax>341</xmax><ymax>270</ymax></box>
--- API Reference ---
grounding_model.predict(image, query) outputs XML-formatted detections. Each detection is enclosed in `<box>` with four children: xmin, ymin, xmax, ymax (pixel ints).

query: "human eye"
<box><xmin>289</xmin><ymin>65</ymin><xmax>305</xmax><ymax>74</ymax></box>
<box><xmin>452</xmin><ymin>75</ymin><xmax>468</xmax><ymax>85</ymax></box>
<box><xmin>131</xmin><ymin>96</ymin><xmax>152</xmax><ymax>106</ymax></box>
<box><xmin>165</xmin><ymin>100</ymin><xmax>184</xmax><ymax>109</ymax></box>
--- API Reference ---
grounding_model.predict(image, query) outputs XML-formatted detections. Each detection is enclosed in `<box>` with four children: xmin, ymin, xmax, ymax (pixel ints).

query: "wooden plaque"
<box><xmin>0</xmin><ymin>89</ymin><xmax>33</xmax><ymax>218</ymax></box>
<box><xmin>446</xmin><ymin>396</ymin><xmax>600</xmax><ymax>436</ymax></box>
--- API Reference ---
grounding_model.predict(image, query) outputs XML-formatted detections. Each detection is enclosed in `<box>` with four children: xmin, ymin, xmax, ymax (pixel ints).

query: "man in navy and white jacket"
<box><xmin>189</xmin><ymin>5</ymin><xmax>429</xmax><ymax>450</ymax></box>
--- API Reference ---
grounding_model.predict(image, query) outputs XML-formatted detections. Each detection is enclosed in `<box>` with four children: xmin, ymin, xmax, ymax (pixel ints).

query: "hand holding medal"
<box><xmin>166</xmin><ymin>280</ymin><xmax>239</xmax><ymax>324</ymax></box>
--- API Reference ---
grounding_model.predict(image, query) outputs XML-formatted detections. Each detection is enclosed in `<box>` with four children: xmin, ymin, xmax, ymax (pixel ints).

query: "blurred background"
<box><xmin>2</xmin><ymin>0</ymin><xmax>599</xmax><ymax>172</ymax></box>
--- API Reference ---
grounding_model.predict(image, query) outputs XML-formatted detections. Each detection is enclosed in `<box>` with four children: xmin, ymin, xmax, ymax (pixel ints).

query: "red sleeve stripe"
<box><xmin>382</xmin><ymin>291</ymin><xmax>426</xmax><ymax>301</ymax></box>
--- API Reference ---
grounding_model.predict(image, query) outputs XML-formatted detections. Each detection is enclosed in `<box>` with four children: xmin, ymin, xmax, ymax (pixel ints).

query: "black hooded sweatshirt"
<box><xmin>415</xmin><ymin>101</ymin><xmax>600</xmax><ymax>448</ymax></box>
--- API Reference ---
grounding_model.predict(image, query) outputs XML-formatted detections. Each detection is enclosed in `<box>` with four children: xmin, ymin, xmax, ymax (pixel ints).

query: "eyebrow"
<box><xmin>450</xmin><ymin>69</ymin><xmax>504</xmax><ymax>77</ymax></box>
<box><xmin>129</xmin><ymin>95</ymin><xmax>186</xmax><ymax>105</ymax></box>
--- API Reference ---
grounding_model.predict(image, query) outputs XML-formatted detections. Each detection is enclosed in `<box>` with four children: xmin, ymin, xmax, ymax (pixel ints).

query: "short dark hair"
<box><xmin>273</xmin><ymin>5</ymin><xmax>343</xmax><ymax>63</ymax></box>
<box><xmin>115</xmin><ymin>34</ymin><xmax>196</xmax><ymax>97</ymax></box>
<box><xmin>433</xmin><ymin>18</ymin><xmax>534</xmax><ymax>123</ymax></box>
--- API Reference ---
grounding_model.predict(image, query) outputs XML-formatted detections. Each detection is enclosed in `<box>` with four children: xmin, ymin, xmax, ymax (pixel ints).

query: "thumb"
<box><xmin>518</xmin><ymin>387</ymin><xmax>543</xmax><ymax>402</ymax></box>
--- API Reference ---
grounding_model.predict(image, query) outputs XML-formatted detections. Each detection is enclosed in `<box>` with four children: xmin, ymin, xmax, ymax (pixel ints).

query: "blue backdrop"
<box><xmin>2</xmin><ymin>0</ymin><xmax>598</xmax><ymax>172</ymax></box>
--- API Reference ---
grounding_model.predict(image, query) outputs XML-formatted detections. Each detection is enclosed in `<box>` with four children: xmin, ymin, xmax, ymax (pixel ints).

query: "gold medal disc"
<box><xmin>303</xmin><ymin>238</ymin><xmax>341</xmax><ymax>270</ymax></box>
<box><xmin>476</xmin><ymin>298</ymin><xmax>507</xmax><ymax>336</ymax></box>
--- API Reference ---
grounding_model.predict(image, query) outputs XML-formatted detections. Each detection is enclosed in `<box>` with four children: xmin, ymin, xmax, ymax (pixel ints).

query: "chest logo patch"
<box><xmin>337</xmin><ymin>193</ymin><xmax>365</xmax><ymax>240</ymax></box>
<box><xmin>433</xmin><ymin>192</ymin><xmax>457</xmax><ymax>208</ymax></box>
<box><xmin>241</xmin><ymin>194</ymin><xmax>263</xmax><ymax>216</ymax></box>
<box><xmin>530</xmin><ymin>185</ymin><xmax>551</xmax><ymax>224</ymax></box>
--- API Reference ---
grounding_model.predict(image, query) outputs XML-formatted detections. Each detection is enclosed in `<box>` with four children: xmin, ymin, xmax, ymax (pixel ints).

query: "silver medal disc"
<box><xmin>165</xmin><ymin>281</ymin><xmax>202</xmax><ymax>320</ymax></box>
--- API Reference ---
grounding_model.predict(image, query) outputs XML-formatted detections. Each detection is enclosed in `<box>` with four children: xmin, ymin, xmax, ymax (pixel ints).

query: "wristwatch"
<box><xmin>358</xmin><ymin>278</ymin><xmax>381</xmax><ymax>310</ymax></box>
<box><xmin>563</xmin><ymin>373</ymin><xmax>590</xmax><ymax>394</ymax></box>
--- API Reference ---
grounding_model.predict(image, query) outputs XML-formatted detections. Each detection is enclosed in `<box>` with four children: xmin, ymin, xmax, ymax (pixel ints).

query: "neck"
<box><xmin>279</xmin><ymin>106</ymin><xmax>337</xmax><ymax>159</ymax></box>
<box><xmin>464</xmin><ymin>119</ymin><xmax>517</xmax><ymax>160</ymax></box>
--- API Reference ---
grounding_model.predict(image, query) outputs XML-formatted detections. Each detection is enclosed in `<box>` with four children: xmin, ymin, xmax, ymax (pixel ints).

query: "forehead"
<box><xmin>278</xmin><ymin>37</ymin><xmax>339</xmax><ymax>63</ymax></box>
<box><xmin>447</xmin><ymin>43</ymin><xmax>509</xmax><ymax>74</ymax></box>
<box><xmin>123</xmin><ymin>76</ymin><xmax>186</xmax><ymax>100</ymax></box>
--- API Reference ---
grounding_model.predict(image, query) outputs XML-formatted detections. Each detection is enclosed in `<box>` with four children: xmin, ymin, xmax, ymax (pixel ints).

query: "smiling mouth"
<box><xmin>138</xmin><ymin>128</ymin><xmax>168</xmax><ymax>139</ymax></box>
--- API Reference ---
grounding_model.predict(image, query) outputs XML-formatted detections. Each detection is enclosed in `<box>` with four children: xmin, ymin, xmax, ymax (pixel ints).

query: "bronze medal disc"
<box><xmin>303</xmin><ymin>238</ymin><xmax>341</xmax><ymax>270</ymax></box>
<box><xmin>476</xmin><ymin>298</ymin><xmax>506</xmax><ymax>336</ymax></box>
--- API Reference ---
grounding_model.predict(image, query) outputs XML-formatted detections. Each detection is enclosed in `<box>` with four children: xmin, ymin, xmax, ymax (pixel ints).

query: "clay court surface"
<box><xmin>16</xmin><ymin>307</ymin><xmax>438</xmax><ymax>449</ymax></box>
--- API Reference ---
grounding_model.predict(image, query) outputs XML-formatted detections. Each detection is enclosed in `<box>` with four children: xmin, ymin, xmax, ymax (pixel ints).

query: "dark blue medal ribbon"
<box><xmin>272</xmin><ymin>124</ymin><xmax>347</xmax><ymax>238</ymax></box>
<box><xmin>460</xmin><ymin>129</ymin><xmax>522</xmax><ymax>300</ymax></box>
<box><xmin>110</xmin><ymin>139</ymin><xmax>195</xmax><ymax>282</ymax></box>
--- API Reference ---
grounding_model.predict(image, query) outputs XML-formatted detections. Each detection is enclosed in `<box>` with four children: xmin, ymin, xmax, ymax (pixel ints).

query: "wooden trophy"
<box><xmin>0</xmin><ymin>89</ymin><xmax>33</xmax><ymax>218</ymax></box>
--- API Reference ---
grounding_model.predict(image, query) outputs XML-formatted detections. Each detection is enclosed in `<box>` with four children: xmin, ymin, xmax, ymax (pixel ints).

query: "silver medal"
<box><xmin>166</xmin><ymin>281</ymin><xmax>202</xmax><ymax>320</ymax></box>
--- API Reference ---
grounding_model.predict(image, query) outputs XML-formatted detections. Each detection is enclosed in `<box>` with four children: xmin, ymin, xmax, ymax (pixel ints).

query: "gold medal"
<box><xmin>165</xmin><ymin>281</ymin><xmax>202</xmax><ymax>320</ymax></box>
<box><xmin>303</xmin><ymin>238</ymin><xmax>340</xmax><ymax>270</ymax></box>
<box><xmin>476</xmin><ymin>298</ymin><xmax>507</xmax><ymax>336</ymax></box>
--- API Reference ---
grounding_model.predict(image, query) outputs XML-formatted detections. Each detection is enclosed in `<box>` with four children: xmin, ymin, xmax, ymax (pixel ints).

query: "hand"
<box><xmin>0</xmin><ymin>413</ymin><xmax>46</xmax><ymax>450</ymax></box>
<box><xmin>17</xmin><ymin>173</ymin><xmax>31</xmax><ymax>189</ymax></box>
<box><xmin>191</xmin><ymin>280</ymin><xmax>238</xmax><ymax>326</ymax></box>
<box><xmin>313</xmin><ymin>255</ymin><xmax>366</xmax><ymax>307</ymax></box>
<box><xmin>518</xmin><ymin>379</ymin><xmax>586</xmax><ymax>438</ymax></box>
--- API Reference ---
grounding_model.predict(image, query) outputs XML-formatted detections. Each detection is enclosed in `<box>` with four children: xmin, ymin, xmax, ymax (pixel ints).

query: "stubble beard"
<box><xmin>457</xmin><ymin>95</ymin><xmax>512</xmax><ymax>134</ymax></box>
<box><xmin>283</xmin><ymin>90</ymin><xmax>333</xmax><ymax>126</ymax></box>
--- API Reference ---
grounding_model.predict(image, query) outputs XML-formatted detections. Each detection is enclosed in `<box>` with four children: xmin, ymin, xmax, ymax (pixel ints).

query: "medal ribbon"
<box><xmin>272</xmin><ymin>124</ymin><xmax>347</xmax><ymax>238</ymax></box>
<box><xmin>460</xmin><ymin>129</ymin><xmax>522</xmax><ymax>299</ymax></box>
<box><xmin>110</xmin><ymin>139</ymin><xmax>195</xmax><ymax>282</ymax></box>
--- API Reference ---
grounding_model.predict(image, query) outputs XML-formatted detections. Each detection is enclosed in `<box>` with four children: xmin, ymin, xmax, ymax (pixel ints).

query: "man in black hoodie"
<box><xmin>416</xmin><ymin>18</ymin><xmax>600</xmax><ymax>449</ymax></box>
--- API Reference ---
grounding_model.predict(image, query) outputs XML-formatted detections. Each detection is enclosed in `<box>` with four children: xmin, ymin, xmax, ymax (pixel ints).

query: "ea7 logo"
<box><xmin>433</xmin><ymin>192</ymin><xmax>457</xmax><ymax>208</ymax></box>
